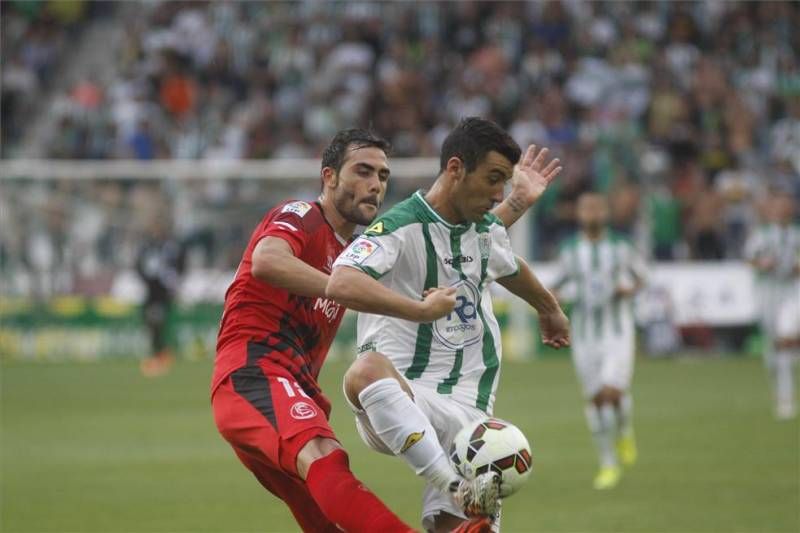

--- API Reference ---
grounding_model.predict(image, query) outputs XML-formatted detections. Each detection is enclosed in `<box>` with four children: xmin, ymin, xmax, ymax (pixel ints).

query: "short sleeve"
<box><xmin>333</xmin><ymin>233</ymin><xmax>400</xmax><ymax>279</ymax></box>
<box><xmin>257</xmin><ymin>201</ymin><xmax>316</xmax><ymax>257</ymax></box>
<box><xmin>487</xmin><ymin>224</ymin><xmax>519</xmax><ymax>280</ymax></box>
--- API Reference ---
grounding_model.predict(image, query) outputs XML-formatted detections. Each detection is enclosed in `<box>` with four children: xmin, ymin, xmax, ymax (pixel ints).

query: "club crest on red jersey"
<box><xmin>290</xmin><ymin>401</ymin><xmax>317</xmax><ymax>420</ymax></box>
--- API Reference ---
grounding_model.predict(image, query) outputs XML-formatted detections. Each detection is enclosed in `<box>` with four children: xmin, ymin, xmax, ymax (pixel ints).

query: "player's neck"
<box><xmin>318</xmin><ymin>196</ymin><xmax>357</xmax><ymax>240</ymax></box>
<box><xmin>424</xmin><ymin>180</ymin><xmax>465</xmax><ymax>225</ymax></box>
<box><xmin>583</xmin><ymin>228</ymin><xmax>606</xmax><ymax>241</ymax></box>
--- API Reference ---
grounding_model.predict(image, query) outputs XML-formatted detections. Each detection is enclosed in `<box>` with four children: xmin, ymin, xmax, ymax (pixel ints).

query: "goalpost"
<box><xmin>1</xmin><ymin>158</ymin><xmax>540</xmax><ymax>360</ymax></box>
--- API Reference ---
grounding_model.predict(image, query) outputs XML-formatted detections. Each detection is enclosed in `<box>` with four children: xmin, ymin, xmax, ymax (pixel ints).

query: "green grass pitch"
<box><xmin>2</xmin><ymin>356</ymin><xmax>798</xmax><ymax>532</ymax></box>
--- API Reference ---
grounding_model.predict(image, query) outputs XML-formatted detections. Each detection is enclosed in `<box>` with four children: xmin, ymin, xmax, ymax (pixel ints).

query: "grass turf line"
<box><xmin>1</xmin><ymin>356</ymin><xmax>798</xmax><ymax>532</ymax></box>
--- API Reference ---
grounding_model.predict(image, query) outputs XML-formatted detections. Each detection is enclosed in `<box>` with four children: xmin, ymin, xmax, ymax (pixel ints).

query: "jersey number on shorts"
<box><xmin>276</xmin><ymin>376</ymin><xmax>311</xmax><ymax>399</ymax></box>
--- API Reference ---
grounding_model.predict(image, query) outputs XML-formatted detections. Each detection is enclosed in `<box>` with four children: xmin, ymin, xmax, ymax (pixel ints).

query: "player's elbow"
<box><xmin>250</xmin><ymin>260</ymin><xmax>270</xmax><ymax>283</ymax></box>
<box><xmin>251</xmin><ymin>253</ymin><xmax>282</xmax><ymax>284</ymax></box>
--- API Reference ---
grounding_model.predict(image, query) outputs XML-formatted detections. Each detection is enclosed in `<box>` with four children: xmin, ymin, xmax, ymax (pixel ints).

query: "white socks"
<box><xmin>585</xmin><ymin>403</ymin><xmax>617</xmax><ymax>468</ymax></box>
<box><xmin>617</xmin><ymin>393</ymin><xmax>634</xmax><ymax>437</ymax></box>
<box><xmin>774</xmin><ymin>351</ymin><xmax>796</xmax><ymax>414</ymax></box>
<box><xmin>358</xmin><ymin>378</ymin><xmax>459</xmax><ymax>492</ymax></box>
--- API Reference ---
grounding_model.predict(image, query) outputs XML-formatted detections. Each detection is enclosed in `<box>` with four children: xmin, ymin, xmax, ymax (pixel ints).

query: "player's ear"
<box><xmin>445</xmin><ymin>157</ymin><xmax>466</xmax><ymax>182</ymax></box>
<box><xmin>321</xmin><ymin>166</ymin><xmax>339</xmax><ymax>190</ymax></box>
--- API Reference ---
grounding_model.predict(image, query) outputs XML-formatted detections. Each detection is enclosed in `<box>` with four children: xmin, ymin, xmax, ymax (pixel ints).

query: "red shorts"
<box><xmin>212</xmin><ymin>362</ymin><xmax>339</xmax><ymax>532</ymax></box>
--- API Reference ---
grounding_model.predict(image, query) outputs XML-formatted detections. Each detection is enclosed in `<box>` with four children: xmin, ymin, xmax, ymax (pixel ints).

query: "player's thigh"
<box><xmin>571</xmin><ymin>343</ymin><xmax>603</xmax><ymax>398</ymax></box>
<box><xmin>410</xmin><ymin>383</ymin><xmax>483</xmax><ymax>449</ymax></box>
<box><xmin>775</xmin><ymin>290</ymin><xmax>800</xmax><ymax>343</ymax></box>
<box><xmin>212</xmin><ymin>365</ymin><xmax>337</xmax><ymax>477</ymax></box>
<box><xmin>599</xmin><ymin>334</ymin><xmax>635</xmax><ymax>391</ymax></box>
<box><xmin>143</xmin><ymin>300</ymin><xmax>167</xmax><ymax>327</ymax></box>
<box><xmin>759</xmin><ymin>285</ymin><xmax>786</xmax><ymax>340</ymax></box>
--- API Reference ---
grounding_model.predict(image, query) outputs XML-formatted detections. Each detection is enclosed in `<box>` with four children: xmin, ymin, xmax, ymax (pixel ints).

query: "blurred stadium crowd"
<box><xmin>2</xmin><ymin>1</ymin><xmax>799</xmax><ymax>299</ymax></box>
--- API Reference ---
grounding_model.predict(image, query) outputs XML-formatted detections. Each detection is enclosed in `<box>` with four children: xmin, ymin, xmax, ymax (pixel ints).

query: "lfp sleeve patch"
<box><xmin>341</xmin><ymin>237</ymin><xmax>381</xmax><ymax>264</ymax></box>
<box><xmin>281</xmin><ymin>201</ymin><xmax>313</xmax><ymax>217</ymax></box>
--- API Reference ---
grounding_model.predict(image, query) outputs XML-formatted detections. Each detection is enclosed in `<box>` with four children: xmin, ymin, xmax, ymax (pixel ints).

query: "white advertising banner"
<box><xmin>514</xmin><ymin>262</ymin><xmax>762</xmax><ymax>327</ymax></box>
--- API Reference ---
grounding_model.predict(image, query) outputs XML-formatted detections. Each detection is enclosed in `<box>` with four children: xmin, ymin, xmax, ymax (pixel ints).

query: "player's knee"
<box><xmin>604</xmin><ymin>387</ymin><xmax>623</xmax><ymax>405</ymax></box>
<box><xmin>296</xmin><ymin>437</ymin><xmax>343</xmax><ymax>480</ymax></box>
<box><xmin>344</xmin><ymin>352</ymin><xmax>396</xmax><ymax>408</ymax></box>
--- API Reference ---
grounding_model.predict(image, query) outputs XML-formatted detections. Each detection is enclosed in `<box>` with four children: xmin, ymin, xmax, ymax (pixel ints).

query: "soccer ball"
<box><xmin>449</xmin><ymin>418</ymin><xmax>533</xmax><ymax>498</ymax></box>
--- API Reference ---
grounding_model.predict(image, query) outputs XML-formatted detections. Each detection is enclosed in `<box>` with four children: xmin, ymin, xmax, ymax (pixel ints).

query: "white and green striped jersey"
<box><xmin>333</xmin><ymin>191</ymin><xmax>519</xmax><ymax>413</ymax></box>
<box><xmin>744</xmin><ymin>223</ymin><xmax>800</xmax><ymax>285</ymax></box>
<box><xmin>551</xmin><ymin>232</ymin><xmax>647</xmax><ymax>342</ymax></box>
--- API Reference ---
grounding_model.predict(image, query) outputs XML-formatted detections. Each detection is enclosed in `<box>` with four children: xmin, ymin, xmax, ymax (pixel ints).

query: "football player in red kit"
<box><xmin>211</xmin><ymin>126</ymin><xmax>556</xmax><ymax>532</ymax></box>
<box><xmin>212</xmin><ymin>129</ymin><xmax>495</xmax><ymax>533</ymax></box>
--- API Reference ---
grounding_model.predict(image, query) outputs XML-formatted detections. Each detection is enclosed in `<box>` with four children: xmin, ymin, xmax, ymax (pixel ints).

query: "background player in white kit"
<box><xmin>326</xmin><ymin>118</ymin><xmax>570</xmax><ymax>532</ymax></box>
<box><xmin>550</xmin><ymin>192</ymin><xmax>647</xmax><ymax>490</ymax></box>
<box><xmin>744</xmin><ymin>189</ymin><xmax>800</xmax><ymax>420</ymax></box>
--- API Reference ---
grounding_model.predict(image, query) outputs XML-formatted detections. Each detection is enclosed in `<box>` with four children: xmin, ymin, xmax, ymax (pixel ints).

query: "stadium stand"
<box><xmin>1</xmin><ymin>1</ymin><xmax>798</xmax><ymax>296</ymax></box>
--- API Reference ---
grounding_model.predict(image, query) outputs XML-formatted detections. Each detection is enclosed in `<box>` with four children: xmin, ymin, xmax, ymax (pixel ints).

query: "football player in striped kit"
<box><xmin>327</xmin><ymin>118</ymin><xmax>569</xmax><ymax>531</ymax></box>
<box><xmin>744</xmin><ymin>188</ymin><xmax>800</xmax><ymax>420</ymax></box>
<box><xmin>551</xmin><ymin>192</ymin><xmax>647</xmax><ymax>490</ymax></box>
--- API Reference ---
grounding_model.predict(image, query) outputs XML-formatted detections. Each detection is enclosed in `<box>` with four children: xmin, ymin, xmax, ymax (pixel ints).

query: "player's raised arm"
<box><xmin>497</xmin><ymin>256</ymin><xmax>570</xmax><ymax>349</ymax></box>
<box><xmin>491</xmin><ymin>144</ymin><xmax>562</xmax><ymax>228</ymax></box>
<box><xmin>251</xmin><ymin>236</ymin><xmax>329</xmax><ymax>298</ymax></box>
<box><xmin>326</xmin><ymin>265</ymin><xmax>456</xmax><ymax>323</ymax></box>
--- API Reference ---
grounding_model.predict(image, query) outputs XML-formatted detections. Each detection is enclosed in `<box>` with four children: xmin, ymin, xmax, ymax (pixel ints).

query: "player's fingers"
<box><xmin>545</xmin><ymin>165</ymin><xmax>563</xmax><ymax>181</ymax></box>
<box><xmin>549</xmin><ymin>340</ymin><xmax>564</xmax><ymax>349</ymax></box>
<box><xmin>444</xmin><ymin>287</ymin><xmax>457</xmax><ymax>295</ymax></box>
<box><xmin>541</xmin><ymin>159</ymin><xmax>560</xmax><ymax>179</ymax></box>
<box><xmin>521</xmin><ymin>144</ymin><xmax>536</xmax><ymax>168</ymax></box>
<box><xmin>531</xmin><ymin>147</ymin><xmax>549</xmax><ymax>170</ymax></box>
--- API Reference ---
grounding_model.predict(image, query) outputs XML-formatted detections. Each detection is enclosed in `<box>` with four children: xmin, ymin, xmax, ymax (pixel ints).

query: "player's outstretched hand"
<box><xmin>539</xmin><ymin>308</ymin><xmax>570</xmax><ymax>349</ymax></box>
<box><xmin>510</xmin><ymin>145</ymin><xmax>562</xmax><ymax>206</ymax></box>
<box><xmin>613</xmin><ymin>284</ymin><xmax>637</xmax><ymax>300</ymax></box>
<box><xmin>418</xmin><ymin>287</ymin><xmax>457</xmax><ymax>322</ymax></box>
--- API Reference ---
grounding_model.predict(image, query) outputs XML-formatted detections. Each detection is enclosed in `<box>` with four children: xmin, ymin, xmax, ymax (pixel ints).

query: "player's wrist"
<box><xmin>508</xmin><ymin>187</ymin><xmax>537</xmax><ymax>210</ymax></box>
<box><xmin>534</xmin><ymin>295</ymin><xmax>561</xmax><ymax>315</ymax></box>
<box><xmin>409</xmin><ymin>299</ymin><xmax>434</xmax><ymax>322</ymax></box>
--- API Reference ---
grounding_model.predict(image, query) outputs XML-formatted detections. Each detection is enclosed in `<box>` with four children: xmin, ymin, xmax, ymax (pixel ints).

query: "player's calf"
<box><xmin>304</xmin><ymin>443</ymin><xmax>414</xmax><ymax>533</ymax></box>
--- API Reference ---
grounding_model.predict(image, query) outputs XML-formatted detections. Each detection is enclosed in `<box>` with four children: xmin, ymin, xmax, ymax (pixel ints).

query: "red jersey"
<box><xmin>212</xmin><ymin>200</ymin><xmax>348</xmax><ymax>414</ymax></box>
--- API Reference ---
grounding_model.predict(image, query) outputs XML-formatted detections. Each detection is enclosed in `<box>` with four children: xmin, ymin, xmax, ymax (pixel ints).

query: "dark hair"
<box><xmin>439</xmin><ymin>117</ymin><xmax>521</xmax><ymax>173</ymax></box>
<box><xmin>321</xmin><ymin>129</ymin><xmax>391</xmax><ymax>174</ymax></box>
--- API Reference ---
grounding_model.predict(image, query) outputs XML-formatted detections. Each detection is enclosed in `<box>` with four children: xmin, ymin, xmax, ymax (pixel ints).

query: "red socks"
<box><xmin>305</xmin><ymin>449</ymin><xmax>414</xmax><ymax>533</ymax></box>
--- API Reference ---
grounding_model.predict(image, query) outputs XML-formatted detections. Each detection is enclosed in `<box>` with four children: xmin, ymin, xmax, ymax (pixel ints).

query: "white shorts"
<box><xmin>345</xmin><ymin>378</ymin><xmax>487</xmax><ymax>530</ymax></box>
<box><xmin>776</xmin><ymin>293</ymin><xmax>800</xmax><ymax>341</ymax></box>
<box><xmin>571</xmin><ymin>333</ymin><xmax>635</xmax><ymax>398</ymax></box>
<box><xmin>757</xmin><ymin>283</ymin><xmax>799</xmax><ymax>341</ymax></box>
